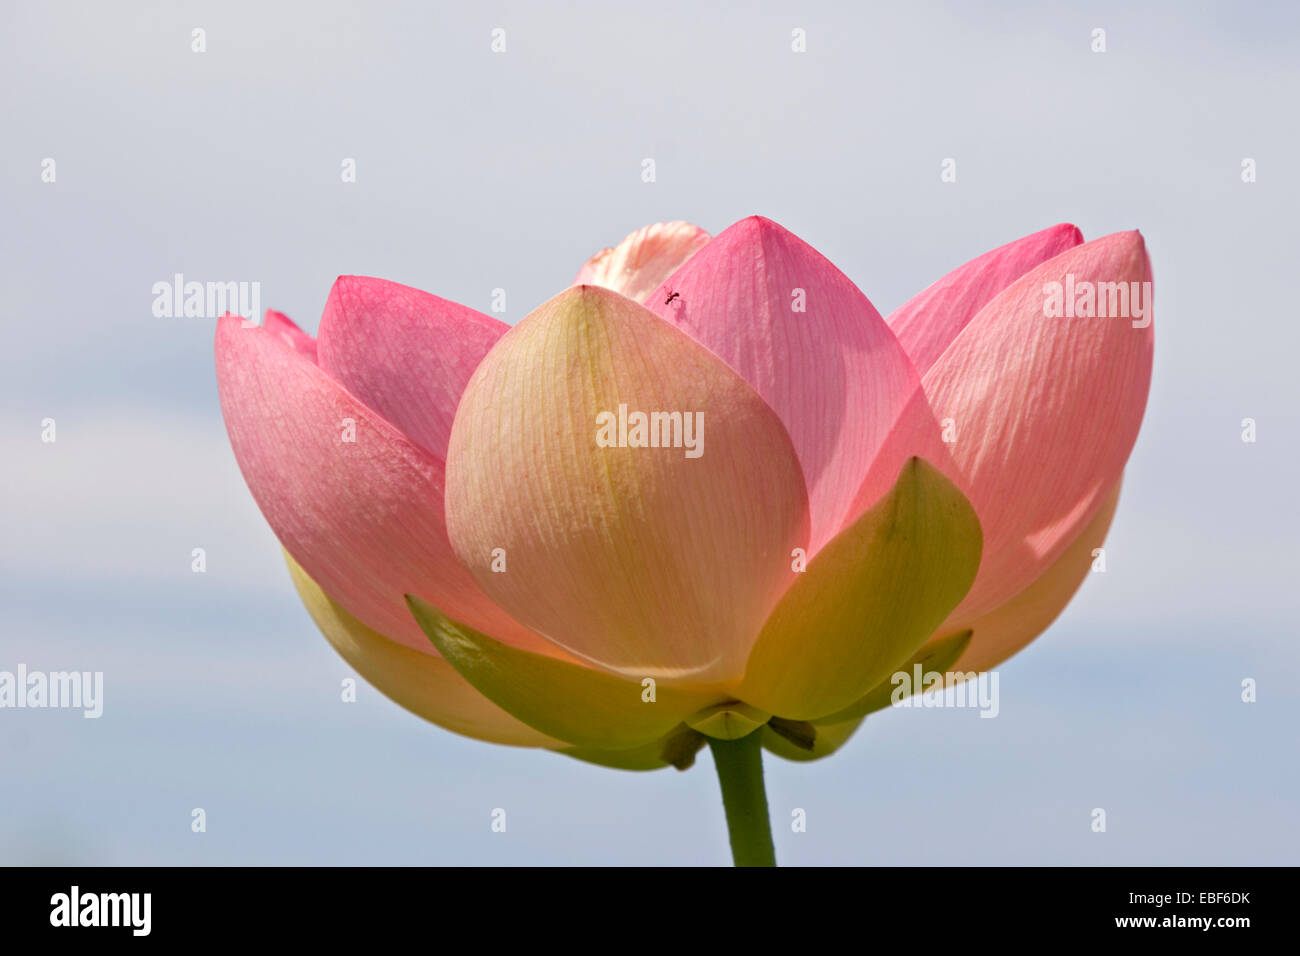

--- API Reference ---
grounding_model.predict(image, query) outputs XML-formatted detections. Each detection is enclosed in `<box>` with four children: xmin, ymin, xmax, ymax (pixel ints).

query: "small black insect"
<box><xmin>664</xmin><ymin>290</ymin><xmax>682</xmax><ymax>306</ymax></box>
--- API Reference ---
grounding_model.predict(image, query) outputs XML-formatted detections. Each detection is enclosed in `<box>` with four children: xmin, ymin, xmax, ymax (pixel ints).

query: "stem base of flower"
<box><xmin>707</xmin><ymin>731</ymin><xmax>776</xmax><ymax>867</ymax></box>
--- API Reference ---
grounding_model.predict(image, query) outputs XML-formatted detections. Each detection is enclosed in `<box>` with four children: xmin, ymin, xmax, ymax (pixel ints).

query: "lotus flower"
<box><xmin>216</xmin><ymin>217</ymin><xmax>1152</xmax><ymax>865</ymax></box>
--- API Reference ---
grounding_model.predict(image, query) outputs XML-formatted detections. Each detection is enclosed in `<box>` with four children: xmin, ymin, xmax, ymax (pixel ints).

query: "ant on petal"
<box><xmin>664</xmin><ymin>290</ymin><xmax>682</xmax><ymax>306</ymax></box>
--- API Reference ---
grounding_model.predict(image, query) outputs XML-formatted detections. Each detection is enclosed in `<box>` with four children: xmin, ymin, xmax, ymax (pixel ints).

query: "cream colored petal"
<box><xmin>573</xmin><ymin>221</ymin><xmax>711</xmax><ymax>304</ymax></box>
<box><xmin>444</xmin><ymin>284</ymin><xmax>810</xmax><ymax>682</ymax></box>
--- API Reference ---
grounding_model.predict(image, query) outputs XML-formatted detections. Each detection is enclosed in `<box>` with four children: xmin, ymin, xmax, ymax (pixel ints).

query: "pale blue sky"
<box><xmin>2</xmin><ymin>0</ymin><xmax>1297</xmax><ymax>864</ymax></box>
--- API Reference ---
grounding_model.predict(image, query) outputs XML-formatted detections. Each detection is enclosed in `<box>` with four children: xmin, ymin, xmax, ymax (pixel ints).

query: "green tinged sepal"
<box><xmin>685</xmin><ymin>701</ymin><xmax>771</xmax><ymax>740</ymax></box>
<box><xmin>762</xmin><ymin>716</ymin><xmax>866</xmax><ymax>762</ymax></box>
<box><xmin>815</xmin><ymin>629</ymin><xmax>973</xmax><ymax>725</ymax></box>
<box><xmin>562</xmin><ymin>725</ymin><xmax>706</xmax><ymax>772</ymax></box>
<box><xmin>736</xmin><ymin>457</ymin><xmax>983</xmax><ymax>720</ymax></box>
<box><xmin>405</xmin><ymin>594</ymin><xmax>721</xmax><ymax>752</ymax></box>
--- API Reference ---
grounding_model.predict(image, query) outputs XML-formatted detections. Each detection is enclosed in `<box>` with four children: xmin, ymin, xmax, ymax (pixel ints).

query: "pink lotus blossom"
<box><xmin>216</xmin><ymin>217</ymin><xmax>1153</xmax><ymax>772</ymax></box>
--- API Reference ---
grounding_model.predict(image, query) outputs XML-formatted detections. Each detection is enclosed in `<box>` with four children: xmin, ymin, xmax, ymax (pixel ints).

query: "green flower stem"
<box><xmin>707</xmin><ymin>731</ymin><xmax>776</xmax><ymax>867</ymax></box>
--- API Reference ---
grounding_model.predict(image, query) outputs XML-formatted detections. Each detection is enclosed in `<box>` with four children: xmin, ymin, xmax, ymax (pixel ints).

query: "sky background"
<box><xmin>2</xmin><ymin>0</ymin><xmax>1297</xmax><ymax>864</ymax></box>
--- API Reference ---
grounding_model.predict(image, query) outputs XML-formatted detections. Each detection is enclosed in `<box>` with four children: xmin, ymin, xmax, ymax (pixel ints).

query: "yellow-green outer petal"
<box><xmin>737</xmin><ymin>458</ymin><xmax>982</xmax><ymax>721</ymax></box>
<box><xmin>407</xmin><ymin>595</ymin><xmax>723</xmax><ymax>750</ymax></box>
<box><xmin>815</xmin><ymin>629</ymin><xmax>972</xmax><ymax>724</ymax></box>
<box><xmin>562</xmin><ymin>725</ymin><xmax>706</xmax><ymax>772</ymax></box>
<box><xmin>285</xmin><ymin>553</ymin><xmax>560</xmax><ymax>749</ymax></box>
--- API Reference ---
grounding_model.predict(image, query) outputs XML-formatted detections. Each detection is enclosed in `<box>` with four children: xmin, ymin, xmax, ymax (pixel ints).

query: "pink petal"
<box><xmin>888</xmin><ymin>224</ymin><xmax>1083</xmax><ymax>375</ymax></box>
<box><xmin>921</xmin><ymin>231</ymin><xmax>1154</xmax><ymax>619</ymax></box>
<box><xmin>262</xmin><ymin>309</ymin><xmax>318</xmax><ymax>362</ymax></box>
<box><xmin>315</xmin><ymin>276</ymin><xmax>508</xmax><ymax>460</ymax></box>
<box><xmin>215</xmin><ymin>314</ymin><xmax>548</xmax><ymax>656</ymax></box>
<box><xmin>945</xmin><ymin>479</ymin><xmax>1122</xmax><ymax>673</ymax></box>
<box><xmin>445</xmin><ymin>285</ymin><xmax>811</xmax><ymax>683</ymax></box>
<box><xmin>645</xmin><ymin>216</ymin><xmax>921</xmax><ymax>553</ymax></box>
<box><xmin>573</xmin><ymin>221</ymin><xmax>711</xmax><ymax>304</ymax></box>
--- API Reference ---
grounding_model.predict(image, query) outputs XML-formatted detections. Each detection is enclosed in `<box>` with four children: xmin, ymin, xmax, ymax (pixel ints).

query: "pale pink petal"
<box><xmin>921</xmin><ymin>231</ymin><xmax>1154</xmax><ymax>619</ymax></box>
<box><xmin>445</xmin><ymin>285</ymin><xmax>810</xmax><ymax>683</ymax></box>
<box><xmin>888</xmin><ymin>224</ymin><xmax>1083</xmax><ymax>375</ymax></box>
<box><xmin>573</xmin><ymin>221</ymin><xmax>711</xmax><ymax>304</ymax></box>
<box><xmin>215</xmin><ymin>314</ymin><xmax>550</xmax><ymax>656</ymax></box>
<box><xmin>262</xmin><ymin>309</ymin><xmax>318</xmax><ymax>362</ymax></box>
<box><xmin>842</xmin><ymin>383</ymin><xmax>957</xmax><ymax>522</ymax></box>
<box><xmin>944</xmin><ymin>479</ymin><xmax>1122</xmax><ymax>673</ymax></box>
<box><xmin>645</xmin><ymin>216</ymin><xmax>921</xmax><ymax>553</ymax></box>
<box><xmin>315</xmin><ymin>276</ymin><xmax>508</xmax><ymax>460</ymax></box>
